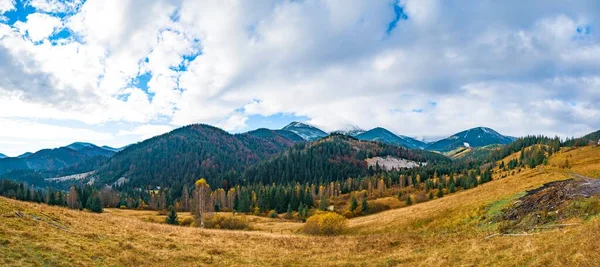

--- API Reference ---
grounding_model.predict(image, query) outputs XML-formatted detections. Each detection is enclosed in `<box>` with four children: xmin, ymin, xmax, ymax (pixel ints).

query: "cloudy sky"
<box><xmin>0</xmin><ymin>0</ymin><xmax>599</xmax><ymax>156</ymax></box>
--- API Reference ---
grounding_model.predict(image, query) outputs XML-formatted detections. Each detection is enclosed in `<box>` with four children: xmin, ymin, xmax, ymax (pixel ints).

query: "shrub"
<box><xmin>303</xmin><ymin>211</ymin><xmax>348</xmax><ymax>236</ymax></box>
<box><xmin>204</xmin><ymin>215</ymin><xmax>249</xmax><ymax>230</ymax></box>
<box><xmin>267</xmin><ymin>210</ymin><xmax>278</xmax><ymax>219</ymax></box>
<box><xmin>179</xmin><ymin>217</ymin><xmax>194</xmax><ymax>226</ymax></box>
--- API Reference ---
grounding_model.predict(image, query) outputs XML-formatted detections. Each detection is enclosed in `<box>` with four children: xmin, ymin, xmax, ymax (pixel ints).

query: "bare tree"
<box><xmin>181</xmin><ymin>184</ymin><xmax>190</xmax><ymax>212</ymax></box>
<box><xmin>67</xmin><ymin>186</ymin><xmax>80</xmax><ymax>209</ymax></box>
<box><xmin>193</xmin><ymin>178</ymin><xmax>211</xmax><ymax>227</ymax></box>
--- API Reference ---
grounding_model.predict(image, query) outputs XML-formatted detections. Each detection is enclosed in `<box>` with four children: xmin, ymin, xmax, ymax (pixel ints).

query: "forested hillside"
<box><xmin>94</xmin><ymin>124</ymin><xmax>303</xmax><ymax>188</ymax></box>
<box><xmin>563</xmin><ymin>130</ymin><xmax>600</xmax><ymax>147</ymax></box>
<box><xmin>245</xmin><ymin>134</ymin><xmax>449</xmax><ymax>185</ymax></box>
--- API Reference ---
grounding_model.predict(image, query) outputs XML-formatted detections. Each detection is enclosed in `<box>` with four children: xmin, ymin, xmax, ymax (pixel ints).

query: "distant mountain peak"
<box><xmin>281</xmin><ymin>121</ymin><xmax>327</xmax><ymax>141</ymax></box>
<box><xmin>0</xmin><ymin>153</ymin><xmax>6</xmax><ymax>159</ymax></box>
<box><xmin>66</xmin><ymin>142</ymin><xmax>98</xmax><ymax>151</ymax></box>
<box><xmin>426</xmin><ymin>127</ymin><xmax>514</xmax><ymax>152</ymax></box>
<box><xmin>356</xmin><ymin>127</ymin><xmax>427</xmax><ymax>149</ymax></box>
<box><xmin>283</xmin><ymin>121</ymin><xmax>318</xmax><ymax>130</ymax></box>
<box><xmin>332</xmin><ymin>125</ymin><xmax>365</xmax><ymax>136</ymax></box>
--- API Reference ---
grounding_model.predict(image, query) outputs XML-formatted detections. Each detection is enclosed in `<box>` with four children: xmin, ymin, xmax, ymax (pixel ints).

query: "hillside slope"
<box><xmin>1</xmin><ymin>146</ymin><xmax>599</xmax><ymax>266</ymax></box>
<box><xmin>244</xmin><ymin>134</ymin><xmax>448</xmax><ymax>184</ymax></box>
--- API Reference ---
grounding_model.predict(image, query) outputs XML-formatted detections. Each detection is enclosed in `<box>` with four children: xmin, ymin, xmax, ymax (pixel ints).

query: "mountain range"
<box><xmin>0</xmin><ymin>122</ymin><xmax>521</xmax><ymax>181</ymax></box>
<box><xmin>0</xmin><ymin>142</ymin><xmax>117</xmax><ymax>175</ymax></box>
<box><xmin>0</xmin><ymin>153</ymin><xmax>6</xmax><ymax>159</ymax></box>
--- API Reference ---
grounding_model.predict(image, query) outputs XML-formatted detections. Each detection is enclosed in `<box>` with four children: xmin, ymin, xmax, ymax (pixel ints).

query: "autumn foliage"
<box><xmin>303</xmin><ymin>211</ymin><xmax>348</xmax><ymax>236</ymax></box>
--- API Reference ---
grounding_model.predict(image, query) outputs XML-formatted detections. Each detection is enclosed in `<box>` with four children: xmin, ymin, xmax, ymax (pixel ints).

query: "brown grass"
<box><xmin>1</xmin><ymin>146</ymin><xmax>599</xmax><ymax>266</ymax></box>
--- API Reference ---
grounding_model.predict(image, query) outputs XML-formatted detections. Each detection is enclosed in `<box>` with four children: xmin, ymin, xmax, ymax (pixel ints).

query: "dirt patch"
<box><xmin>497</xmin><ymin>176</ymin><xmax>600</xmax><ymax>232</ymax></box>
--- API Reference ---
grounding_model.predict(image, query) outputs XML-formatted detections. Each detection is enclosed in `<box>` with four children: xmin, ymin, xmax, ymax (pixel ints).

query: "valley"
<box><xmin>1</xmin><ymin>145</ymin><xmax>599</xmax><ymax>266</ymax></box>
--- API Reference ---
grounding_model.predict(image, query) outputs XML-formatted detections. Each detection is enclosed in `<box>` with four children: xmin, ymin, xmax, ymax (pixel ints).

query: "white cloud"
<box><xmin>27</xmin><ymin>0</ymin><xmax>83</xmax><ymax>13</ymax></box>
<box><xmin>0</xmin><ymin>0</ymin><xmax>600</xmax><ymax>155</ymax></box>
<box><xmin>14</xmin><ymin>13</ymin><xmax>63</xmax><ymax>42</ymax></box>
<box><xmin>0</xmin><ymin>0</ymin><xmax>15</xmax><ymax>14</ymax></box>
<box><xmin>118</xmin><ymin>124</ymin><xmax>174</xmax><ymax>139</ymax></box>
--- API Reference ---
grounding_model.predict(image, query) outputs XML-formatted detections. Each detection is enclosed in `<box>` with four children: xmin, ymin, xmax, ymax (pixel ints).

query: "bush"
<box><xmin>303</xmin><ymin>212</ymin><xmax>348</xmax><ymax>236</ymax></box>
<box><xmin>267</xmin><ymin>210</ymin><xmax>278</xmax><ymax>219</ymax></box>
<box><xmin>179</xmin><ymin>217</ymin><xmax>194</xmax><ymax>226</ymax></box>
<box><xmin>204</xmin><ymin>215</ymin><xmax>249</xmax><ymax>230</ymax></box>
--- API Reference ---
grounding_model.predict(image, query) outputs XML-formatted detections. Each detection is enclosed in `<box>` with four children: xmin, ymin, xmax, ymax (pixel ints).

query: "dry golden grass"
<box><xmin>0</xmin><ymin>146</ymin><xmax>599</xmax><ymax>266</ymax></box>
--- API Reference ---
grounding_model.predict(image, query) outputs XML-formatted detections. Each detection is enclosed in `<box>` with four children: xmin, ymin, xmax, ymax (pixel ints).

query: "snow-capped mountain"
<box><xmin>331</xmin><ymin>125</ymin><xmax>366</xmax><ymax>136</ymax></box>
<box><xmin>356</xmin><ymin>127</ymin><xmax>427</xmax><ymax>149</ymax></box>
<box><xmin>282</xmin><ymin>122</ymin><xmax>328</xmax><ymax>141</ymax></box>
<box><xmin>426</xmin><ymin>127</ymin><xmax>515</xmax><ymax>152</ymax></box>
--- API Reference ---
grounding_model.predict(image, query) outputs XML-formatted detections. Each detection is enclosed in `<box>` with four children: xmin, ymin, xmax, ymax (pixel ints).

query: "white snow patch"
<box><xmin>463</xmin><ymin>142</ymin><xmax>471</xmax><ymax>148</ymax></box>
<box><xmin>366</xmin><ymin>156</ymin><xmax>425</xmax><ymax>171</ymax></box>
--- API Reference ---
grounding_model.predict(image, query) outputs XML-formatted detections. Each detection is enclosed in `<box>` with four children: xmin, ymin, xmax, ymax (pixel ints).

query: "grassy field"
<box><xmin>1</xmin><ymin>146</ymin><xmax>599</xmax><ymax>266</ymax></box>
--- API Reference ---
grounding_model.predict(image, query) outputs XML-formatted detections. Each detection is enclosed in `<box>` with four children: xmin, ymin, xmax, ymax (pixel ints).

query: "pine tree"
<box><xmin>361</xmin><ymin>193</ymin><xmax>369</xmax><ymax>213</ymax></box>
<box><xmin>319</xmin><ymin>194</ymin><xmax>329</xmax><ymax>211</ymax></box>
<box><xmin>405</xmin><ymin>196</ymin><xmax>412</xmax><ymax>206</ymax></box>
<box><xmin>349</xmin><ymin>195</ymin><xmax>358</xmax><ymax>212</ymax></box>
<box><xmin>428</xmin><ymin>192</ymin><xmax>434</xmax><ymax>200</ymax></box>
<box><xmin>86</xmin><ymin>195</ymin><xmax>103</xmax><ymax>213</ymax></box>
<box><xmin>437</xmin><ymin>189</ymin><xmax>444</xmax><ymax>198</ymax></box>
<box><xmin>165</xmin><ymin>206</ymin><xmax>179</xmax><ymax>225</ymax></box>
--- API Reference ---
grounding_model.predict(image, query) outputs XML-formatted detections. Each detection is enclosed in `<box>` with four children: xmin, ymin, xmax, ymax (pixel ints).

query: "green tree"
<box><xmin>349</xmin><ymin>196</ymin><xmax>358</xmax><ymax>212</ymax></box>
<box><xmin>361</xmin><ymin>193</ymin><xmax>369</xmax><ymax>213</ymax></box>
<box><xmin>405</xmin><ymin>196</ymin><xmax>412</xmax><ymax>206</ymax></box>
<box><xmin>86</xmin><ymin>195</ymin><xmax>103</xmax><ymax>213</ymax></box>
<box><xmin>319</xmin><ymin>194</ymin><xmax>329</xmax><ymax>211</ymax></box>
<box><xmin>165</xmin><ymin>206</ymin><xmax>179</xmax><ymax>225</ymax></box>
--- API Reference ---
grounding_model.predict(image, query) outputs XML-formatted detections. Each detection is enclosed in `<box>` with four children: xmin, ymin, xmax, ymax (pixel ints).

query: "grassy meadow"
<box><xmin>1</xmin><ymin>146</ymin><xmax>599</xmax><ymax>266</ymax></box>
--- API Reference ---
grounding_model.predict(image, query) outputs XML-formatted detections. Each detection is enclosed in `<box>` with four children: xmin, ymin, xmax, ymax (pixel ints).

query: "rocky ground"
<box><xmin>498</xmin><ymin>175</ymin><xmax>600</xmax><ymax>232</ymax></box>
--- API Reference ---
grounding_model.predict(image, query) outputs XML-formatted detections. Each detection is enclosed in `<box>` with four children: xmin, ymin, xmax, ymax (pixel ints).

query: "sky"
<box><xmin>0</xmin><ymin>0</ymin><xmax>599</xmax><ymax>156</ymax></box>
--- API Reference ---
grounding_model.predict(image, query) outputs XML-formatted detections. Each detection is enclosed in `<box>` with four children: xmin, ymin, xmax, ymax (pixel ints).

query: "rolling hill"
<box><xmin>356</xmin><ymin>127</ymin><xmax>427</xmax><ymax>149</ymax></box>
<box><xmin>282</xmin><ymin>121</ymin><xmax>328</xmax><ymax>141</ymax></box>
<box><xmin>426</xmin><ymin>127</ymin><xmax>515</xmax><ymax>152</ymax></box>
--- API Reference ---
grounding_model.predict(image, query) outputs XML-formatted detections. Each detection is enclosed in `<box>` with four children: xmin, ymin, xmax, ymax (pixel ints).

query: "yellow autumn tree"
<box><xmin>193</xmin><ymin>178</ymin><xmax>211</xmax><ymax>227</ymax></box>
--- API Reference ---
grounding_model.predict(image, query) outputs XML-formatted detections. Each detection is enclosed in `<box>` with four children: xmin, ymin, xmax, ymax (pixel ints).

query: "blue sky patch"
<box><xmin>386</xmin><ymin>1</ymin><xmax>408</xmax><ymax>35</ymax></box>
